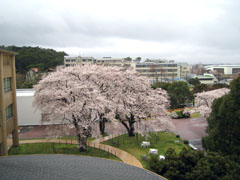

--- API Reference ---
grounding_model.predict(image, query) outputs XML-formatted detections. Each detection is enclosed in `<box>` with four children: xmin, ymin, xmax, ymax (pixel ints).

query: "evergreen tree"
<box><xmin>167</xmin><ymin>81</ymin><xmax>194</xmax><ymax>109</ymax></box>
<box><xmin>203</xmin><ymin>76</ymin><xmax>240</xmax><ymax>155</ymax></box>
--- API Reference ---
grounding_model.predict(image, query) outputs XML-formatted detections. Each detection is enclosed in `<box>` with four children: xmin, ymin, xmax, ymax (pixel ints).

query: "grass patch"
<box><xmin>190</xmin><ymin>113</ymin><xmax>201</xmax><ymax>118</ymax></box>
<box><xmin>8</xmin><ymin>143</ymin><xmax>120</xmax><ymax>161</ymax></box>
<box><xmin>103</xmin><ymin>132</ymin><xmax>188</xmax><ymax>168</ymax></box>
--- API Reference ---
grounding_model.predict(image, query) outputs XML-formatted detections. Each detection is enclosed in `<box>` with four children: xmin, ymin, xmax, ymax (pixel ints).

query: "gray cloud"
<box><xmin>1</xmin><ymin>0</ymin><xmax>240</xmax><ymax>64</ymax></box>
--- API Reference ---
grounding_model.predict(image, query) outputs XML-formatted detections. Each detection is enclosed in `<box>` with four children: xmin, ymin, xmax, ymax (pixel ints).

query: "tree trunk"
<box><xmin>73</xmin><ymin>115</ymin><xmax>87</xmax><ymax>152</ymax></box>
<box><xmin>99</xmin><ymin>114</ymin><xmax>106</xmax><ymax>135</ymax></box>
<box><xmin>128</xmin><ymin>120</ymin><xmax>135</xmax><ymax>136</ymax></box>
<box><xmin>78</xmin><ymin>134</ymin><xmax>87</xmax><ymax>152</ymax></box>
<box><xmin>116</xmin><ymin>113</ymin><xmax>135</xmax><ymax>137</ymax></box>
<box><xmin>128</xmin><ymin>113</ymin><xmax>135</xmax><ymax>136</ymax></box>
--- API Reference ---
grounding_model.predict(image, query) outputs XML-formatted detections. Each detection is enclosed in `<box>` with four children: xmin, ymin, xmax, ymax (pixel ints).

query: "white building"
<box><xmin>178</xmin><ymin>62</ymin><xmax>190</xmax><ymax>79</ymax></box>
<box><xmin>64</xmin><ymin>56</ymin><xmax>95</xmax><ymax>67</ymax></box>
<box><xmin>204</xmin><ymin>64</ymin><xmax>240</xmax><ymax>79</ymax></box>
<box><xmin>96</xmin><ymin>57</ymin><xmax>136</xmax><ymax>70</ymax></box>
<box><xmin>135</xmin><ymin>59</ymin><xmax>190</xmax><ymax>83</ymax></box>
<box><xmin>194</xmin><ymin>73</ymin><xmax>218</xmax><ymax>85</ymax></box>
<box><xmin>63</xmin><ymin>56</ymin><xmax>190</xmax><ymax>83</ymax></box>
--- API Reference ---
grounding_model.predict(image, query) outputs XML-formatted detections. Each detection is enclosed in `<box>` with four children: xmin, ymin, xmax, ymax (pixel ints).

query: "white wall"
<box><xmin>17</xmin><ymin>94</ymin><xmax>42</xmax><ymax>126</ymax></box>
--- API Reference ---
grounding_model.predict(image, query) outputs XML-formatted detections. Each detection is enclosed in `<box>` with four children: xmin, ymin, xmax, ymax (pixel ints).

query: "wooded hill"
<box><xmin>0</xmin><ymin>45</ymin><xmax>67</xmax><ymax>73</ymax></box>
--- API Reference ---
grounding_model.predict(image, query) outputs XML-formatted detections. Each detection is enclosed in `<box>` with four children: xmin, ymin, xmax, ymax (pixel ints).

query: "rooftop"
<box><xmin>0</xmin><ymin>48</ymin><xmax>18</xmax><ymax>55</ymax></box>
<box><xmin>0</xmin><ymin>155</ymin><xmax>165</xmax><ymax>180</ymax></box>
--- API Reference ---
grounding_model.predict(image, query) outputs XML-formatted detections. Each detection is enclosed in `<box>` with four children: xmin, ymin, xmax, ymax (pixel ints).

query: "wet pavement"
<box><xmin>19</xmin><ymin>125</ymin><xmax>76</xmax><ymax>139</ymax></box>
<box><xmin>18</xmin><ymin>117</ymin><xmax>208</xmax><ymax>150</ymax></box>
<box><xmin>171</xmin><ymin>117</ymin><xmax>207</xmax><ymax>150</ymax></box>
<box><xmin>171</xmin><ymin>117</ymin><xmax>207</xmax><ymax>140</ymax></box>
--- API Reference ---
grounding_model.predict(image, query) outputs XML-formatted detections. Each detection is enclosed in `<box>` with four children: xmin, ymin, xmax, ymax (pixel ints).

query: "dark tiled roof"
<box><xmin>0</xmin><ymin>155</ymin><xmax>165</xmax><ymax>180</ymax></box>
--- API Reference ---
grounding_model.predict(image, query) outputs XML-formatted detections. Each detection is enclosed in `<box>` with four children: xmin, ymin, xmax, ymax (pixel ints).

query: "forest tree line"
<box><xmin>0</xmin><ymin>45</ymin><xmax>67</xmax><ymax>88</ymax></box>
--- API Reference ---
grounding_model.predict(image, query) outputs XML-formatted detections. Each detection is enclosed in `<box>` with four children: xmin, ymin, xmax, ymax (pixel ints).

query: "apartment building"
<box><xmin>0</xmin><ymin>49</ymin><xmax>19</xmax><ymax>156</ymax></box>
<box><xmin>64</xmin><ymin>56</ymin><xmax>136</xmax><ymax>70</ymax></box>
<box><xmin>64</xmin><ymin>56</ymin><xmax>189</xmax><ymax>83</ymax></box>
<box><xmin>135</xmin><ymin>59</ymin><xmax>190</xmax><ymax>83</ymax></box>
<box><xmin>178</xmin><ymin>62</ymin><xmax>190</xmax><ymax>79</ymax></box>
<box><xmin>96</xmin><ymin>57</ymin><xmax>136</xmax><ymax>70</ymax></box>
<box><xmin>64</xmin><ymin>56</ymin><xmax>95</xmax><ymax>66</ymax></box>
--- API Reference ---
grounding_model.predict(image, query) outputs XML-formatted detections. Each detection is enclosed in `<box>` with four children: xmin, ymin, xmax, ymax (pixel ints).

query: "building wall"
<box><xmin>179</xmin><ymin>63</ymin><xmax>190</xmax><ymax>79</ymax></box>
<box><xmin>17</xmin><ymin>92</ymin><xmax>42</xmax><ymax>126</ymax></box>
<box><xmin>64</xmin><ymin>56</ymin><xmax>95</xmax><ymax>66</ymax></box>
<box><xmin>64</xmin><ymin>56</ymin><xmax>189</xmax><ymax>83</ymax></box>
<box><xmin>135</xmin><ymin>61</ymin><xmax>181</xmax><ymax>83</ymax></box>
<box><xmin>198</xmin><ymin>79</ymin><xmax>217</xmax><ymax>85</ymax></box>
<box><xmin>205</xmin><ymin>65</ymin><xmax>240</xmax><ymax>78</ymax></box>
<box><xmin>96</xmin><ymin>57</ymin><xmax>136</xmax><ymax>70</ymax></box>
<box><xmin>194</xmin><ymin>74</ymin><xmax>218</xmax><ymax>85</ymax></box>
<box><xmin>0</xmin><ymin>49</ymin><xmax>19</xmax><ymax>156</ymax></box>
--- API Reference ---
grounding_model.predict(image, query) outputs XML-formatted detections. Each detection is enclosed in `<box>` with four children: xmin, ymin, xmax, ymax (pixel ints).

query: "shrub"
<box><xmin>184</xmin><ymin>140</ymin><xmax>189</xmax><ymax>145</ymax></box>
<box><xmin>171</xmin><ymin>110</ymin><xmax>190</xmax><ymax>119</ymax></box>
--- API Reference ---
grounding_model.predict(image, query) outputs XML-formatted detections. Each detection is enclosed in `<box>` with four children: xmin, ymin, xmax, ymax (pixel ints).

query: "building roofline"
<box><xmin>0</xmin><ymin>48</ymin><xmax>18</xmax><ymax>55</ymax></box>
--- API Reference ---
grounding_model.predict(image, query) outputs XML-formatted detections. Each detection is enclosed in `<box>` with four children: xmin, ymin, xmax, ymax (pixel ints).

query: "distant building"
<box><xmin>96</xmin><ymin>57</ymin><xmax>136</xmax><ymax>70</ymax></box>
<box><xmin>194</xmin><ymin>73</ymin><xmax>218</xmax><ymax>85</ymax></box>
<box><xmin>0</xmin><ymin>49</ymin><xmax>19</xmax><ymax>156</ymax></box>
<box><xmin>204</xmin><ymin>64</ymin><xmax>240</xmax><ymax>79</ymax></box>
<box><xmin>191</xmin><ymin>64</ymin><xmax>204</xmax><ymax>75</ymax></box>
<box><xmin>178</xmin><ymin>62</ymin><xmax>190</xmax><ymax>79</ymax></box>
<box><xmin>64</xmin><ymin>56</ymin><xmax>136</xmax><ymax>70</ymax></box>
<box><xmin>63</xmin><ymin>56</ymin><xmax>189</xmax><ymax>83</ymax></box>
<box><xmin>26</xmin><ymin>68</ymin><xmax>40</xmax><ymax>81</ymax></box>
<box><xmin>64</xmin><ymin>56</ymin><xmax>95</xmax><ymax>67</ymax></box>
<box><xmin>135</xmin><ymin>59</ymin><xmax>190</xmax><ymax>83</ymax></box>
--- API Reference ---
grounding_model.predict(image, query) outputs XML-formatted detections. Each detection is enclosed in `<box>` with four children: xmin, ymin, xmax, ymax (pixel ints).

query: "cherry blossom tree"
<box><xmin>34</xmin><ymin>65</ymin><xmax>112</xmax><ymax>151</ymax></box>
<box><xmin>194</xmin><ymin>88</ymin><xmax>230</xmax><ymax>117</ymax></box>
<box><xmin>95</xmin><ymin>67</ymin><xmax>171</xmax><ymax>136</ymax></box>
<box><xmin>34</xmin><ymin>64</ymin><xmax>172</xmax><ymax>151</ymax></box>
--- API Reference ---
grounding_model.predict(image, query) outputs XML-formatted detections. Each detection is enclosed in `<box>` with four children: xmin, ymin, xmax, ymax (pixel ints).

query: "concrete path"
<box><xmin>89</xmin><ymin>136</ymin><xmax>143</xmax><ymax>168</ymax></box>
<box><xmin>15</xmin><ymin>136</ymin><xmax>143</xmax><ymax>169</ymax></box>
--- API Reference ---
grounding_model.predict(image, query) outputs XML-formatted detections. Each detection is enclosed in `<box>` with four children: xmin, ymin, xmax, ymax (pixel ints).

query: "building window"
<box><xmin>213</xmin><ymin>68</ymin><xmax>224</xmax><ymax>74</ymax></box>
<box><xmin>5</xmin><ymin>104</ymin><xmax>13</xmax><ymax>120</ymax></box>
<box><xmin>232</xmin><ymin>68</ymin><xmax>240</xmax><ymax>74</ymax></box>
<box><xmin>4</xmin><ymin>77</ymin><xmax>11</xmax><ymax>92</ymax></box>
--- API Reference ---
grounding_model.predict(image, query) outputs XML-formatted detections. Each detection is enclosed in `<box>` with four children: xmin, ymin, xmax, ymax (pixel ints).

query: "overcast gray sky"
<box><xmin>1</xmin><ymin>0</ymin><xmax>240</xmax><ymax>64</ymax></box>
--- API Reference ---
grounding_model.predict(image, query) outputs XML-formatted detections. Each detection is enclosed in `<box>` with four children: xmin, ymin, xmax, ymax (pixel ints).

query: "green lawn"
<box><xmin>190</xmin><ymin>112</ymin><xmax>201</xmax><ymax>118</ymax></box>
<box><xmin>8</xmin><ymin>143</ymin><xmax>120</xmax><ymax>161</ymax></box>
<box><xmin>103</xmin><ymin>132</ymin><xmax>188</xmax><ymax>168</ymax></box>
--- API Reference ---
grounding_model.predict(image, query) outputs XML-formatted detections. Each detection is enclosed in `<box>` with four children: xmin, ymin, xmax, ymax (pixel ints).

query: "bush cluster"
<box><xmin>148</xmin><ymin>148</ymin><xmax>240</xmax><ymax>180</ymax></box>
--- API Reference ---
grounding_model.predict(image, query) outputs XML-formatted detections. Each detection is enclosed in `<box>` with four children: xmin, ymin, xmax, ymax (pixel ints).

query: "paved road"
<box><xmin>171</xmin><ymin>117</ymin><xmax>207</xmax><ymax>150</ymax></box>
<box><xmin>171</xmin><ymin>117</ymin><xmax>207</xmax><ymax>140</ymax></box>
<box><xmin>0</xmin><ymin>155</ymin><xmax>165</xmax><ymax>180</ymax></box>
